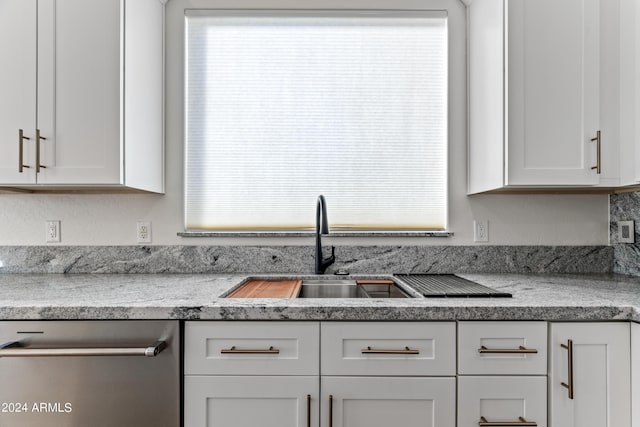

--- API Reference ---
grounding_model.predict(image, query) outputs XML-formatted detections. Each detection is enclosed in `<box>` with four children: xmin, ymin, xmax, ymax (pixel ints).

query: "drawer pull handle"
<box><xmin>328</xmin><ymin>395</ymin><xmax>333</xmax><ymax>427</ymax></box>
<box><xmin>220</xmin><ymin>346</ymin><xmax>280</xmax><ymax>354</ymax></box>
<box><xmin>479</xmin><ymin>416</ymin><xmax>537</xmax><ymax>426</ymax></box>
<box><xmin>561</xmin><ymin>339</ymin><xmax>574</xmax><ymax>399</ymax></box>
<box><xmin>478</xmin><ymin>345</ymin><xmax>538</xmax><ymax>354</ymax></box>
<box><xmin>361</xmin><ymin>346</ymin><xmax>419</xmax><ymax>355</ymax></box>
<box><xmin>35</xmin><ymin>129</ymin><xmax>47</xmax><ymax>172</ymax></box>
<box><xmin>18</xmin><ymin>129</ymin><xmax>31</xmax><ymax>172</ymax></box>
<box><xmin>590</xmin><ymin>130</ymin><xmax>601</xmax><ymax>174</ymax></box>
<box><xmin>306</xmin><ymin>394</ymin><xmax>311</xmax><ymax>427</ymax></box>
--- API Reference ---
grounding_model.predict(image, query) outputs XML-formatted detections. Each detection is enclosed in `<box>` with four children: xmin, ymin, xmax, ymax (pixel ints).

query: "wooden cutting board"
<box><xmin>227</xmin><ymin>279</ymin><xmax>303</xmax><ymax>298</ymax></box>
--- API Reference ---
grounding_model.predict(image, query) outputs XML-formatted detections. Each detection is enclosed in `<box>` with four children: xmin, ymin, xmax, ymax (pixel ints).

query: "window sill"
<box><xmin>177</xmin><ymin>231</ymin><xmax>454</xmax><ymax>238</ymax></box>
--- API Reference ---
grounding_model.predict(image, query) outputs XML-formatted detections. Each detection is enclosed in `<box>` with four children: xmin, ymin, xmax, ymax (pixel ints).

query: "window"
<box><xmin>185</xmin><ymin>10</ymin><xmax>448</xmax><ymax>231</ymax></box>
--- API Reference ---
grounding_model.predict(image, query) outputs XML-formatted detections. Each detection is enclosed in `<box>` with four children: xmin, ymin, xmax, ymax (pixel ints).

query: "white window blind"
<box><xmin>185</xmin><ymin>10</ymin><xmax>448</xmax><ymax>231</ymax></box>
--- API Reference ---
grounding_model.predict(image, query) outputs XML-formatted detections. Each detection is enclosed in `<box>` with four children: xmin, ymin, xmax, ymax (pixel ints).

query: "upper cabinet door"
<box><xmin>467</xmin><ymin>0</ymin><xmax>612</xmax><ymax>193</ymax></box>
<box><xmin>507</xmin><ymin>0</ymin><xmax>600</xmax><ymax>186</ymax></box>
<box><xmin>637</xmin><ymin>0</ymin><xmax>640</xmax><ymax>183</ymax></box>
<box><xmin>0</xmin><ymin>0</ymin><xmax>36</xmax><ymax>184</ymax></box>
<box><xmin>36</xmin><ymin>0</ymin><xmax>121</xmax><ymax>185</ymax></box>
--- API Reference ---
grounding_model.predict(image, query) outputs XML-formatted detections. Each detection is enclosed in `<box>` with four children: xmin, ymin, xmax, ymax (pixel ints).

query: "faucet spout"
<box><xmin>315</xmin><ymin>195</ymin><xmax>335</xmax><ymax>274</ymax></box>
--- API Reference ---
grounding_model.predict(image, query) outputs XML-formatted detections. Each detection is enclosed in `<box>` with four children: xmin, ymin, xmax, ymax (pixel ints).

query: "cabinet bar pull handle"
<box><xmin>306</xmin><ymin>394</ymin><xmax>311</xmax><ymax>427</ymax></box>
<box><xmin>35</xmin><ymin>129</ymin><xmax>47</xmax><ymax>173</ymax></box>
<box><xmin>590</xmin><ymin>130</ymin><xmax>601</xmax><ymax>174</ymax></box>
<box><xmin>361</xmin><ymin>346</ymin><xmax>419</xmax><ymax>354</ymax></box>
<box><xmin>0</xmin><ymin>340</ymin><xmax>166</xmax><ymax>357</ymax></box>
<box><xmin>328</xmin><ymin>395</ymin><xmax>333</xmax><ymax>427</ymax></box>
<box><xmin>478</xmin><ymin>416</ymin><xmax>537</xmax><ymax>426</ymax></box>
<box><xmin>561</xmin><ymin>339</ymin><xmax>574</xmax><ymax>399</ymax></box>
<box><xmin>18</xmin><ymin>129</ymin><xmax>30</xmax><ymax>172</ymax></box>
<box><xmin>220</xmin><ymin>346</ymin><xmax>280</xmax><ymax>354</ymax></box>
<box><xmin>478</xmin><ymin>345</ymin><xmax>538</xmax><ymax>354</ymax></box>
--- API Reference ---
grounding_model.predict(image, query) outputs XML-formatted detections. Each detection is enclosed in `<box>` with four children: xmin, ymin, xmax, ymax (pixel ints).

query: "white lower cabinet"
<box><xmin>184</xmin><ymin>376</ymin><xmax>319</xmax><ymax>427</ymax></box>
<box><xmin>458</xmin><ymin>321</ymin><xmax>547</xmax><ymax>375</ymax></box>
<box><xmin>457</xmin><ymin>322</ymin><xmax>548</xmax><ymax>427</ymax></box>
<box><xmin>321</xmin><ymin>377</ymin><xmax>455</xmax><ymax>427</ymax></box>
<box><xmin>184</xmin><ymin>321</ymin><xmax>319</xmax><ymax>376</ymax></box>
<box><xmin>321</xmin><ymin>322</ymin><xmax>456</xmax><ymax>376</ymax></box>
<box><xmin>549</xmin><ymin>323</ymin><xmax>631</xmax><ymax>427</ymax></box>
<box><xmin>631</xmin><ymin>322</ymin><xmax>639</xmax><ymax>427</ymax></box>
<box><xmin>319</xmin><ymin>322</ymin><xmax>455</xmax><ymax>427</ymax></box>
<box><xmin>458</xmin><ymin>376</ymin><xmax>547</xmax><ymax>427</ymax></box>
<box><xmin>184</xmin><ymin>375</ymin><xmax>455</xmax><ymax>427</ymax></box>
<box><xmin>184</xmin><ymin>321</ymin><xmax>320</xmax><ymax>427</ymax></box>
<box><xmin>184</xmin><ymin>320</ymin><xmax>635</xmax><ymax>427</ymax></box>
<box><xmin>184</xmin><ymin>321</ymin><xmax>456</xmax><ymax>427</ymax></box>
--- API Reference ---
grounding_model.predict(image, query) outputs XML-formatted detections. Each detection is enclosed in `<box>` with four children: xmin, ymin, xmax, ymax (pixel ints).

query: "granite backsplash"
<box><xmin>610</xmin><ymin>191</ymin><xmax>640</xmax><ymax>275</ymax></box>
<box><xmin>0</xmin><ymin>245</ymin><xmax>612</xmax><ymax>274</ymax></box>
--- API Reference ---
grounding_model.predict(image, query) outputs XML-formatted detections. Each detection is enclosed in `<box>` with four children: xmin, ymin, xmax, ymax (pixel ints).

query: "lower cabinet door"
<box><xmin>321</xmin><ymin>377</ymin><xmax>455</xmax><ymax>427</ymax></box>
<box><xmin>457</xmin><ymin>376</ymin><xmax>547</xmax><ymax>427</ymax></box>
<box><xmin>550</xmin><ymin>322</ymin><xmax>631</xmax><ymax>427</ymax></box>
<box><xmin>184</xmin><ymin>376</ymin><xmax>319</xmax><ymax>427</ymax></box>
<box><xmin>633</xmin><ymin>323</ymin><xmax>640</xmax><ymax>427</ymax></box>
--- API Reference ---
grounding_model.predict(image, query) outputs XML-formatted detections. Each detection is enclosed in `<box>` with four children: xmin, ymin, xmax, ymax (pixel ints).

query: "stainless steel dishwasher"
<box><xmin>0</xmin><ymin>320</ymin><xmax>179</xmax><ymax>427</ymax></box>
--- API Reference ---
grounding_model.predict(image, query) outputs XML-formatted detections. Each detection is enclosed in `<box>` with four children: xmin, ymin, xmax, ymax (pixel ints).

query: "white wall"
<box><xmin>0</xmin><ymin>0</ymin><xmax>609</xmax><ymax>246</ymax></box>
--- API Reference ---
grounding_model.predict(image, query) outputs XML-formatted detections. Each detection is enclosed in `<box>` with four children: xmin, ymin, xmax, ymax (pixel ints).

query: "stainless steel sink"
<box><xmin>298</xmin><ymin>279</ymin><xmax>411</xmax><ymax>298</ymax></box>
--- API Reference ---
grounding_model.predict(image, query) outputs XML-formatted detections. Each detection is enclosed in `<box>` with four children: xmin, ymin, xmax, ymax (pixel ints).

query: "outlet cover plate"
<box><xmin>137</xmin><ymin>221</ymin><xmax>152</xmax><ymax>244</ymax></box>
<box><xmin>46</xmin><ymin>220</ymin><xmax>61</xmax><ymax>243</ymax></box>
<box><xmin>473</xmin><ymin>220</ymin><xmax>489</xmax><ymax>242</ymax></box>
<box><xmin>618</xmin><ymin>220</ymin><xmax>635</xmax><ymax>243</ymax></box>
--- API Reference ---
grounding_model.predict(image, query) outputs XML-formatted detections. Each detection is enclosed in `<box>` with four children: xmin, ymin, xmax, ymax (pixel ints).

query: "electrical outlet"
<box><xmin>46</xmin><ymin>220</ymin><xmax>61</xmax><ymax>243</ymax></box>
<box><xmin>474</xmin><ymin>220</ymin><xmax>489</xmax><ymax>242</ymax></box>
<box><xmin>136</xmin><ymin>222</ymin><xmax>152</xmax><ymax>244</ymax></box>
<box><xmin>618</xmin><ymin>220</ymin><xmax>635</xmax><ymax>243</ymax></box>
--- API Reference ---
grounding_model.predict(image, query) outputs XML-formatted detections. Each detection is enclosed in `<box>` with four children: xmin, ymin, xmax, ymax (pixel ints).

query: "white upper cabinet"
<box><xmin>637</xmin><ymin>0</ymin><xmax>640</xmax><ymax>184</ymax></box>
<box><xmin>620</xmin><ymin>0</ymin><xmax>640</xmax><ymax>185</ymax></box>
<box><xmin>468</xmin><ymin>0</ymin><xmax>620</xmax><ymax>193</ymax></box>
<box><xmin>0</xmin><ymin>0</ymin><xmax>165</xmax><ymax>192</ymax></box>
<box><xmin>37</xmin><ymin>0</ymin><xmax>121</xmax><ymax>186</ymax></box>
<box><xmin>507</xmin><ymin>0</ymin><xmax>600</xmax><ymax>187</ymax></box>
<box><xmin>0</xmin><ymin>0</ymin><xmax>36</xmax><ymax>184</ymax></box>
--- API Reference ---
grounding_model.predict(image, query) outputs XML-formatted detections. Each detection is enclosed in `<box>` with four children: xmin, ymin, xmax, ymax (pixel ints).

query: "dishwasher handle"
<box><xmin>0</xmin><ymin>340</ymin><xmax>167</xmax><ymax>357</ymax></box>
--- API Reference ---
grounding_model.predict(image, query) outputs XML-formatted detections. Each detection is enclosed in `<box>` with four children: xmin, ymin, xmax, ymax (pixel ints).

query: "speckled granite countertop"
<box><xmin>0</xmin><ymin>273</ymin><xmax>638</xmax><ymax>321</ymax></box>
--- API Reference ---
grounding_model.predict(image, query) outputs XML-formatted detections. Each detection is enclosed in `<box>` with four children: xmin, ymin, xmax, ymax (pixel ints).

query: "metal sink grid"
<box><xmin>394</xmin><ymin>274</ymin><xmax>512</xmax><ymax>298</ymax></box>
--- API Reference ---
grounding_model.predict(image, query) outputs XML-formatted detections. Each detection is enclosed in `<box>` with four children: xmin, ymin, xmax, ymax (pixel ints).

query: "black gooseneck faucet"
<box><xmin>315</xmin><ymin>195</ymin><xmax>335</xmax><ymax>274</ymax></box>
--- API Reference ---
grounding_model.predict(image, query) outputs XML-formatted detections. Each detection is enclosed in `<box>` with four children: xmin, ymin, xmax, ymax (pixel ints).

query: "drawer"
<box><xmin>458</xmin><ymin>321</ymin><xmax>547</xmax><ymax>375</ymax></box>
<box><xmin>458</xmin><ymin>376</ymin><xmax>547</xmax><ymax>427</ymax></box>
<box><xmin>321</xmin><ymin>322</ymin><xmax>456</xmax><ymax>376</ymax></box>
<box><xmin>184</xmin><ymin>321</ymin><xmax>319</xmax><ymax>375</ymax></box>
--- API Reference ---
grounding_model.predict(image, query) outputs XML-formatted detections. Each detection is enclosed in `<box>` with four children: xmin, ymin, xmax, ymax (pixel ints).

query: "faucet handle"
<box><xmin>325</xmin><ymin>246</ymin><xmax>336</xmax><ymax>266</ymax></box>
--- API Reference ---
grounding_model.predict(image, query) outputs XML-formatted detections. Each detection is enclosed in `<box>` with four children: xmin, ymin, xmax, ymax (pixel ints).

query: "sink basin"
<box><xmin>298</xmin><ymin>279</ymin><xmax>411</xmax><ymax>298</ymax></box>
